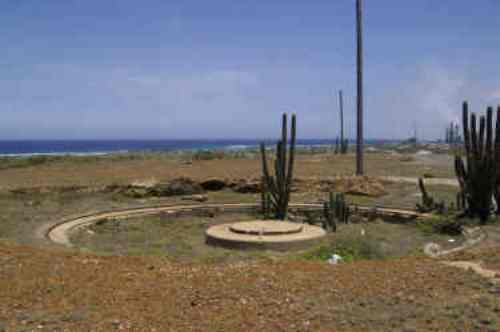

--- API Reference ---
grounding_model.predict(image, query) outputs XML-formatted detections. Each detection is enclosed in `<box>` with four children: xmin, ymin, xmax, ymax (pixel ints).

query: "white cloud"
<box><xmin>368</xmin><ymin>62</ymin><xmax>500</xmax><ymax>139</ymax></box>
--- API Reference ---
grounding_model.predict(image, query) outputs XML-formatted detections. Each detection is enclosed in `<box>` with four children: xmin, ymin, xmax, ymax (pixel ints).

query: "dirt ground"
<box><xmin>1</xmin><ymin>242</ymin><xmax>499</xmax><ymax>331</ymax></box>
<box><xmin>1</xmin><ymin>151</ymin><xmax>500</xmax><ymax>331</ymax></box>
<box><xmin>0</xmin><ymin>152</ymin><xmax>454</xmax><ymax>190</ymax></box>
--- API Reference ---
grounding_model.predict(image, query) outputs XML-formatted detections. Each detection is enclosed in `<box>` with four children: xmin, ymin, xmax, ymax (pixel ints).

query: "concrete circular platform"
<box><xmin>206</xmin><ymin>220</ymin><xmax>326</xmax><ymax>251</ymax></box>
<box><xmin>229</xmin><ymin>221</ymin><xmax>303</xmax><ymax>235</ymax></box>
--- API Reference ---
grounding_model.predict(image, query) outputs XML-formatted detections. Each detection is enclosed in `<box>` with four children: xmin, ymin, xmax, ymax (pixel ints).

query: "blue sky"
<box><xmin>1</xmin><ymin>0</ymin><xmax>500</xmax><ymax>140</ymax></box>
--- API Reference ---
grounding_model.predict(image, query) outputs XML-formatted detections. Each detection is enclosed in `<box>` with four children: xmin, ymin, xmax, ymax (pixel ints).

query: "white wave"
<box><xmin>0</xmin><ymin>150</ymin><xmax>129</xmax><ymax>157</ymax></box>
<box><xmin>223</xmin><ymin>145</ymin><xmax>255</xmax><ymax>150</ymax></box>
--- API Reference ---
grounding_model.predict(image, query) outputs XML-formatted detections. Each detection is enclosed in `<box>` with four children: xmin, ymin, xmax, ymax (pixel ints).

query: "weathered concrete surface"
<box><xmin>229</xmin><ymin>220</ymin><xmax>303</xmax><ymax>235</ymax></box>
<box><xmin>206</xmin><ymin>221</ymin><xmax>326</xmax><ymax>251</ymax></box>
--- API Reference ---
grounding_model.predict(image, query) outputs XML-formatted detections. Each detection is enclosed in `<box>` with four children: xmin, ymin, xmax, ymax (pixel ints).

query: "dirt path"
<box><xmin>380</xmin><ymin>175</ymin><xmax>458</xmax><ymax>187</ymax></box>
<box><xmin>444</xmin><ymin>261</ymin><xmax>500</xmax><ymax>284</ymax></box>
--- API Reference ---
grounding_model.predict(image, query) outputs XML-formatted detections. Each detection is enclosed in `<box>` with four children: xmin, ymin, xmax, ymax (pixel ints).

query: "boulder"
<box><xmin>147</xmin><ymin>183</ymin><xmax>171</xmax><ymax>197</ymax></box>
<box><xmin>320</xmin><ymin>176</ymin><xmax>388</xmax><ymax>197</ymax></box>
<box><xmin>122</xmin><ymin>186</ymin><xmax>150</xmax><ymax>198</ymax></box>
<box><xmin>120</xmin><ymin>177</ymin><xmax>205</xmax><ymax>198</ymax></box>
<box><xmin>150</xmin><ymin>177</ymin><xmax>204</xmax><ymax>197</ymax></box>
<box><xmin>231</xmin><ymin>179</ymin><xmax>261</xmax><ymax>193</ymax></box>
<box><xmin>181</xmin><ymin>194</ymin><xmax>208</xmax><ymax>202</ymax></box>
<box><xmin>345</xmin><ymin>182</ymin><xmax>387</xmax><ymax>197</ymax></box>
<box><xmin>200</xmin><ymin>178</ymin><xmax>227</xmax><ymax>191</ymax></box>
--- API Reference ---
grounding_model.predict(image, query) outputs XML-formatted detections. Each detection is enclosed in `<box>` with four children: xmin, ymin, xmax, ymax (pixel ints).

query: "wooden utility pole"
<box><xmin>338</xmin><ymin>90</ymin><xmax>344</xmax><ymax>147</ymax></box>
<box><xmin>356</xmin><ymin>0</ymin><xmax>364</xmax><ymax>175</ymax></box>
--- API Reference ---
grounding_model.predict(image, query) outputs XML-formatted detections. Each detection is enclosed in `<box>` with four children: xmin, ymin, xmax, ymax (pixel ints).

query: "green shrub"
<box><xmin>417</xmin><ymin>215</ymin><xmax>472</xmax><ymax>236</ymax></box>
<box><xmin>303</xmin><ymin>237</ymin><xmax>385</xmax><ymax>262</ymax></box>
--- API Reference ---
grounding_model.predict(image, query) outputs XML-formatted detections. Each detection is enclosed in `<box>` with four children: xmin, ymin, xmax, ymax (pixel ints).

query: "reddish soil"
<box><xmin>1</xmin><ymin>243</ymin><xmax>499</xmax><ymax>331</ymax></box>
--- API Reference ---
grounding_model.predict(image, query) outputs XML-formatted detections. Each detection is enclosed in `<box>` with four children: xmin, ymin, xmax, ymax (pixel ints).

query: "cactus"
<box><xmin>341</xmin><ymin>139</ymin><xmax>349</xmax><ymax>154</ymax></box>
<box><xmin>416</xmin><ymin>177</ymin><xmax>433</xmax><ymax>212</ymax></box>
<box><xmin>260</xmin><ymin>113</ymin><xmax>296</xmax><ymax>220</ymax></box>
<box><xmin>260</xmin><ymin>177</ymin><xmax>272</xmax><ymax>219</ymax></box>
<box><xmin>416</xmin><ymin>178</ymin><xmax>445</xmax><ymax>213</ymax></box>
<box><xmin>322</xmin><ymin>201</ymin><xmax>337</xmax><ymax>232</ymax></box>
<box><xmin>495</xmin><ymin>105</ymin><xmax>500</xmax><ymax>214</ymax></box>
<box><xmin>322</xmin><ymin>192</ymin><xmax>350</xmax><ymax>231</ymax></box>
<box><xmin>446</xmin><ymin>121</ymin><xmax>462</xmax><ymax>155</ymax></box>
<box><xmin>335</xmin><ymin>192</ymin><xmax>350</xmax><ymax>223</ymax></box>
<box><xmin>333</xmin><ymin>137</ymin><xmax>347</xmax><ymax>155</ymax></box>
<box><xmin>455</xmin><ymin>102</ymin><xmax>496</xmax><ymax>222</ymax></box>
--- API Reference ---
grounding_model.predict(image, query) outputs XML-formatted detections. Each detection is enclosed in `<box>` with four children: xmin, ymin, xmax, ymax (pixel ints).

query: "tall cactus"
<box><xmin>260</xmin><ymin>113</ymin><xmax>296</xmax><ymax>220</ymax></box>
<box><xmin>416</xmin><ymin>178</ymin><xmax>445</xmax><ymax>213</ymax></box>
<box><xmin>455</xmin><ymin>102</ymin><xmax>496</xmax><ymax>222</ymax></box>
<box><xmin>495</xmin><ymin>105</ymin><xmax>500</xmax><ymax>214</ymax></box>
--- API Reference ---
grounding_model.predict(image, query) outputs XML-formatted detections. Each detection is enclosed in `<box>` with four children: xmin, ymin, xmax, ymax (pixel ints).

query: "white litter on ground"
<box><xmin>416</xmin><ymin>150</ymin><xmax>432</xmax><ymax>155</ymax></box>
<box><xmin>328</xmin><ymin>254</ymin><xmax>343</xmax><ymax>265</ymax></box>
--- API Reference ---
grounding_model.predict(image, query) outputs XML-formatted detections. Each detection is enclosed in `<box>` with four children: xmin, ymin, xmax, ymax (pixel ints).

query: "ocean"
<box><xmin>0</xmin><ymin>139</ymin><xmax>395</xmax><ymax>157</ymax></box>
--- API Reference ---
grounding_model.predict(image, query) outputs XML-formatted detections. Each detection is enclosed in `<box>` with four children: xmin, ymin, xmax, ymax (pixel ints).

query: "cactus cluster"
<box><xmin>334</xmin><ymin>137</ymin><xmax>349</xmax><ymax>154</ymax></box>
<box><xmin>416</xmin><ymin>178</ymin><xmax>445</xmax><ymax>213</ymax></box>
<box><xmin>260</xmin><ymin>113</ymin><xmax>296</xmax><ymax>220</ymax></box>
<box><xmin>454</xmin><ymin>102</ymin><xmax>497</xmax><ymax>222</ymax></box>
<box><xmin>445</xmin><ymin>122</ymin><xmax>461</xmax><ymax>145</ymax></box>
<box><xmin>322</xmin><ymin>192</ymin><xmax>350</xmax><ymax>232</ymax></box>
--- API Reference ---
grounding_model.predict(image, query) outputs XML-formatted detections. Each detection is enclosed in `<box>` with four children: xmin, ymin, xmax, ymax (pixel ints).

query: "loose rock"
<box><xmin>181</xmin><ymin>194</ymin><xmax>208</xmax><ymax>202</ymax></box>
<box><xmin>200</xmin><ymin>178</ymin><xmax>227</xmax><ymax>191</ymax></box>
